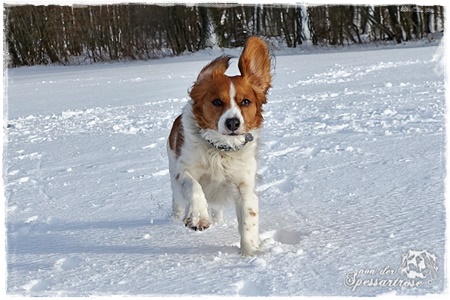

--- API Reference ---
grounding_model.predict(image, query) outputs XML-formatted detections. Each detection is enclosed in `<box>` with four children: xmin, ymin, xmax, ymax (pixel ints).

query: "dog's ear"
<box><xmin>196</xmin><ymin>55</ymin><xmax>231</xmax><ymax>83</ymax></box>
<box><xmin>238</xmin><ymin>36</ymin><xmax>272</xmax><ymax>94</ymax></box>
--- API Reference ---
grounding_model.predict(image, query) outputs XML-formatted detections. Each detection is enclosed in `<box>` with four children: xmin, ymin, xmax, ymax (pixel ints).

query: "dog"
<box><xmin>167</xmin><ymin>36</ymin><xmax>272</xmax><ymax>256</ymax></box>
<box><xmin>399</xmin><ymin>250</ymin><xmax>438</xmax><ymax>279</ymax></box>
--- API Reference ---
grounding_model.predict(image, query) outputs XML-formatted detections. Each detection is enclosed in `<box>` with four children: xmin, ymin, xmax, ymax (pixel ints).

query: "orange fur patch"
<box><xmin>190</xmin><ymin>72</ymin><xmax>233</xmax><ymax>130</ymax></box>
<box><xmin>168</xmin><ymin>115</ymin><xmax>184</xmax><ymax>158</ymax></box>
<box><xmin>248</xmin><ymin>209</ymin><xmax>257</xmax><ymax>217</ymax></box>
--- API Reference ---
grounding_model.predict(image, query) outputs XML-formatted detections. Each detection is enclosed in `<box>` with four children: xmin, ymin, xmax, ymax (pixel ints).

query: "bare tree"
<box><xmin>4</xmin><ymin>4</ymin><xmax>445</xmax><ymax>67</ymax></box>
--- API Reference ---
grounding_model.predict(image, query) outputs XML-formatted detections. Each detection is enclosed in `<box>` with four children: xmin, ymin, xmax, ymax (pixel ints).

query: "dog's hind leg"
<box><xmin>171</xmin><ymin>184</ymin><xmax>184</xmax><ymax>219</ymax></box>
<box><xmin>210</xmin><ymin>206</ymin><xmax>224</xmax><ymax>224</ymax></box>
<box><xmin>168</xmin><ymin>143</ymin><xmax>185</xmax><ymax>219</ymax></box>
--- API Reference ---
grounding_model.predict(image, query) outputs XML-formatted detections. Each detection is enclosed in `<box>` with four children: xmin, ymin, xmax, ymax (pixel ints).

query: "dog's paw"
<box><xmin>211</xmin><ymin>209</ymin><xmax>224</xmax><ymax>224</ymax></box>
<box><xmin>184</xmin><ymin>216</ymin><xmax>211</xmax><ymax>231</ymax></box>
<box><xmin>240</xmin><ymin>241</ymin><xmax>260</xmax><ymax>256</ymax></box>
<box><xmin>240</xmin><ymin>247</ymin><xmax>259</xmax><ymax>256</ymax></box>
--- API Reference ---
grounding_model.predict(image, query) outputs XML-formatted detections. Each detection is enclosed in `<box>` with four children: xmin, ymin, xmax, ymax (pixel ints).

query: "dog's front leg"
<box><xmin>236</xmin><ymin>182</ymin><xmax>260</xmax><ymax>256</ymax></box>
<box><xmin>177</xmin><ymin>171</ymin><xmax>211</xmax><ymax>231</ymax></box>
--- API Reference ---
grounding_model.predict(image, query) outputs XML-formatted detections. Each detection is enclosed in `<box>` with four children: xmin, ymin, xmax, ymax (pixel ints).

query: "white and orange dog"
<box><xmin>167</xmin><ymin>37</ymin><xmax>272</xmax><ymax>256</ymax></box>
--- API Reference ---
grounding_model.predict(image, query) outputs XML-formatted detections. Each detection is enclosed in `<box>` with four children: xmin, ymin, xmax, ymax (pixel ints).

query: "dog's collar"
<box><xmin>204</xmin><ymin>133</ymin><xmax>254</xmax><ymax>152</ymax></box>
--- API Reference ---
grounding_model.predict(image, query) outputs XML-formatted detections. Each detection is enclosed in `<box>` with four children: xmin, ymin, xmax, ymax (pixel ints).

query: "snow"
<box><xmin>4</xmin><ymin>43</ymin><xmax>446</xmax><ymax>296</ymax></box>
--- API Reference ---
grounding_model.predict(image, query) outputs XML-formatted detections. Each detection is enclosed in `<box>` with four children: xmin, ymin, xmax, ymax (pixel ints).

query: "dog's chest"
<box><xmin>201</xmin><ymin>150</ymin><xmax>241</xmax><ymax>181</ymax></box>
<box><xmin>183</xmin><ymin>136</ymin><xmax>257</xmax><ymax>185</ymax></box>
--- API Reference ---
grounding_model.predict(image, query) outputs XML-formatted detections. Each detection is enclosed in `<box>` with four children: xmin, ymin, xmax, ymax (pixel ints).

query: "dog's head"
<box><xmin>399</xmin><ymin>250</ymin><xmax>438</xmax><ymax>279</ymax></box>
<box><xmin>189</xmin><ymin>37</ymin><xmax>272</xmax><ymax>151</ymax></box>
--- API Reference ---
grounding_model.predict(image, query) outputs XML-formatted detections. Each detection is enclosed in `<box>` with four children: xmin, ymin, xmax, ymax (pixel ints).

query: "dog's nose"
<box><xmin>225</xmin><ymin>118</ymin><xmax>240</xmax><ymax>132</ymax></box>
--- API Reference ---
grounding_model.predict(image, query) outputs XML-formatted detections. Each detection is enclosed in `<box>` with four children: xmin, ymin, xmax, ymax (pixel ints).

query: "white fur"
<box><xmin>167</xmin><ymin>100</ymin><xmax>261</xmax><ymax>256</ymax></box>
<box><xmin>218</xmin><ymin>83</ymin><xmax>245</xmax><ymax>135</ymax></box>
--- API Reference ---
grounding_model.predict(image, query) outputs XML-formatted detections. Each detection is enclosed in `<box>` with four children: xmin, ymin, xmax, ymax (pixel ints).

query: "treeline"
<box><xmin>5</xmin><ymin>4</ymin><xmax>445</xmax><ymax>67</ymax></box>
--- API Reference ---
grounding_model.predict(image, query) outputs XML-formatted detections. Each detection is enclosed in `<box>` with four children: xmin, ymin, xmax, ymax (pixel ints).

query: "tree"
<box><xmin>4</xmin><ymin>4</ymin><xmax>445</xmax><ymax>67</ymax></box>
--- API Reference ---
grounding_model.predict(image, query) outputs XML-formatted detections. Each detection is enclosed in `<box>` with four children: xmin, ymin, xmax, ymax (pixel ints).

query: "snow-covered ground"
<box><xmin>4</xmin><ymin>42</ymin><xmax>446</xmax><ymax>296</ymax></box>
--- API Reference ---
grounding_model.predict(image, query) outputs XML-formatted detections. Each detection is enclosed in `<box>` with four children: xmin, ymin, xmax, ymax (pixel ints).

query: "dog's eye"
<box><xmin>212</xmin><ymin>99</ymin><xmax>223</xmax><ymax>107</ymax></box>
<box><xmin>241</xmin><ymin>99</ymin><xmax>251</xmax><ymax>107</ymax></box>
